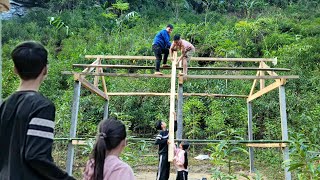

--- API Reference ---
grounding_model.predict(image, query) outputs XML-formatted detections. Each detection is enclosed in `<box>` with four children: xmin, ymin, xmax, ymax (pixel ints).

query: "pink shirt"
<box><xmin>173</xmin><ymin>147</ymin><xmax>187</xmax><ymax>171</ymax></box>
<box><xmin>83</xmin><ymin>155</ymin><xmax>135</xmax><ymax>180</ymax></box>
<box><xmin>181</xmin><ymin>40</ymin><xmax>195</xmax><ymax>52</ymax></box>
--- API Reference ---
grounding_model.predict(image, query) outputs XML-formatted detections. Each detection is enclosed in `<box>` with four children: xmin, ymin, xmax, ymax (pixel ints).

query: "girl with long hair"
<box><xmin>173</xmin><ymin>141</ymin><xmax>190</xmax><ymax>180</ymax></box>
<box><xmin>83</xmin><ymin>118</ymin><xmax>135</xmax><ymax>180</ymax></box>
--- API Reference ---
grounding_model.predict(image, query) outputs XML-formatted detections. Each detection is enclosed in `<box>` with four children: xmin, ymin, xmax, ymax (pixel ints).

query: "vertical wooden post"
<box><xmin>259</xmin><ymin>61</ymin><xmax>265</xmax><ymax>89</ymax></box>
<box><xmin>247</xmin><ymin>102</ymin><xmax>255</xmax><ymax>172</ymax></box>
<box><xmin>66</xmin><ymin>79</ymin><xmax>81</xmax><ymax>175</ymax></box>
<box><xmin>279</xmin><ymin>85</ymin><xmax>292</xmax><ymax>180</ymax></box>
<box><xmin>168</xmin><ymin>52</ymin><xmax>177</xmax><ymax>162</ymax></box>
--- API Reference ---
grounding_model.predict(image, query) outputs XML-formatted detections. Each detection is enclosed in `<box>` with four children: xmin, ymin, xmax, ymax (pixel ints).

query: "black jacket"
<box><xmin>155</xmin><ymin>121</ymin><xmax>177</xmax><ymax>154</ymax></box>
<box><xmin>0</xmin><ymin>91</ymin><xmax>74</xmax><ymax>180</ymax></box>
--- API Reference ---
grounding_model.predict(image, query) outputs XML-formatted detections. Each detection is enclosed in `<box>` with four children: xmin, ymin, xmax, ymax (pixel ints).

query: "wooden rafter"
<box><xmin>249</xmin><ymin>71</ymin><xmax>260</xmax><ymax>96</ymax></box>
<box><xmin>85</xmin><ymin>55</ymin><xmax>276</xmax><ymax>62</ymax></box>
<box><xmin>63</xmin><ymin>71</ymin><xmax>299</xmax><ymax>80</ymax></box>
<box><xmin>104</xmin><ymin>92</ymin><xmax>247</xmax><ymax>98</ymax></box>
<box><xmin>74</xmin><ymin>73</ymin><xmax>108</xmax><ymax>100</ymax></box>
<box><xmin>73</xmin><ymin>64</ymin><xmax>290</xmax><ymax>71</ymax></box>
<box><xmin>247</xmin><ymin>79</ymin><xmax>286</xmax><ymax>102</ymax></box>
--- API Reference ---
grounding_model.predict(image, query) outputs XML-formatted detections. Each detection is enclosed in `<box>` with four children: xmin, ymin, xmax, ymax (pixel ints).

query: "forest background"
<box><xmin>1</xmin><ymin>0</ymin><xmax>320</xmax><ymax>179</ymax></box>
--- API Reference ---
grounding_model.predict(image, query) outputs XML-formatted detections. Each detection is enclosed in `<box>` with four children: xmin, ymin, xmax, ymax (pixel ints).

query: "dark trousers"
<box><xmin>156</xmin><ymin>153</ymin><xmax>170</xmax><ymax>180</ymax></box>
<box><xmin>152</xmin><ymin>44</ymin><xmax>169</xmax><ymax>72</ymax></box>
<box><xmin>176</xmin><ymin>170</ymin><xmax>188</xmax><ymax>180</ymax></box>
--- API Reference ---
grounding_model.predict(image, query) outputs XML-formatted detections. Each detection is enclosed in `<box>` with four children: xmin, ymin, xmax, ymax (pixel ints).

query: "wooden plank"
<box><xmin>101</xmin><ymin>68</ymin><xmax>108</xmax><ymax>95</ymax></box>
<box><xmin>75</xmin><ymin>75</ymin><xmax>108</xmax><ymax>100</ymax></box>
<box><xmin>85</xmin><ymin>55</ymin><xmax>156</xmax><ymax>60</ymax></box>
<box><xmin>93</xmin><ymin>58</ymin><xmax>102</xmax><ymax>87</ymax></box>
<box><xmin>71</xmin><ymin>140</ymin><xmax>88</xmax><ymax>145</ymax></box>
<box><xmin>63</xmin><ymin>72</ymin><xmax>299</xmax><ymax>80</ymax></box>
<box><xmin>261</xmin><ymin>62</ymin><xmax>281</xmax><ymax>83</ymax></box>
<box><xmin>168</xmin><ymin>52</ymin><xmax>177</xmax><ymax>162</ymax></box>
<box><xmin>85</xmin><ymin>55</ymin><xmax>275</xmax><ymax>62</ymax></box>
<box><xmin>186</xmin><ymin>75</ymin><xmax>299</xmax><ymax>80</ymax></box>
<box><xmin>247</xmin><ymin>81</ymin><xmax>284</xmax><ymax>102</ymax></box>
<box><xmin>249</xmin><ymin>71</ymin><xmax>260</xmax><ymax>96</ymax></box>
<box><xmin>82</xmin><ymin>59</ymin><xmax>100</xmax><ymax>73</ymax></box>
<box><xmin>191</xmin><ymin>57</ymin><xmax>275</xmax><ymax>62</ymax></box>
<box><xmin>73</xmin><ymin>64</ymin><xmax>291</xmax><ymax>71</ymax></box>
<box><xmin>259</xmin><ymin>62</ymin><xmax>265</xmax><ymax>89</ymax></box>
<box><xmin>246</xmin><ymin>143</ymin><xmax>287</xmax><ymax>148</ymax></box>
<box><xmin>105</xmin><ymin>92</ymin><xmax>247</xmax><ymax>98</ymax></box>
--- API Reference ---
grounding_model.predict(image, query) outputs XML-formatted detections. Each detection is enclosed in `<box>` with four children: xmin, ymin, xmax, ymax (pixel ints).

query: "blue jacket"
<box><xmin>153</xmin><ymin>29</ymin><xmax>171</xmax><ymax>49</ymax></box>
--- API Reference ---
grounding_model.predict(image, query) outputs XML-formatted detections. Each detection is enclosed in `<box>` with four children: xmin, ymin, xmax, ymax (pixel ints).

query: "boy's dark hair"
<box><xmin>11</xmin><ymin>41</ymin><xmax>48</xmax><ymax>80</ymax></box>
<box><xmin>92</xmin><ymin>118</ymin><xmax>127</xmax><ymax>180</ymax></box>
<box><xmin>173</xmin><ymin>34</ymin><xmax>181</xmax><ymax>41</ymax></box>
<box><xmin>167</xmin><ymin>24</ymin><xmax>174</xmax><ymax>29</ymax></box>
<box><xmin>155</xmin><ymin>120</ymin><xmax>162</xmax><ymax>130</ymax></box>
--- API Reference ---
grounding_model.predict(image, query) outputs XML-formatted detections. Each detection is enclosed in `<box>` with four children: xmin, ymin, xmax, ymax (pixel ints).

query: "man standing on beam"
<box><xmin>152</xmin><ymin>24</ymin><xmax>173</xmax><ymax>75</ymax></box>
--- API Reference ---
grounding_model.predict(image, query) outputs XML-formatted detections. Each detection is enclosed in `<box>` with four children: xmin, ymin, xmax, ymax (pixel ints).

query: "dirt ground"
<box><xmin>135</xmin><ymin>172</ymin><xmax>210</xmax><ymax>180</ymax></box>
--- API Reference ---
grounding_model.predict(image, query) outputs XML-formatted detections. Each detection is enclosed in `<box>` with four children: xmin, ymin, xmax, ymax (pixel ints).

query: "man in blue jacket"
<box><xmin>0</xmin><ymin>41</ymin><xmax>75</xmax><ymax>180</ymax></box>
<box><xmin>152</xmin><ymin>24</ymin><xmax>173</xmax><ymax>75</ymax></box>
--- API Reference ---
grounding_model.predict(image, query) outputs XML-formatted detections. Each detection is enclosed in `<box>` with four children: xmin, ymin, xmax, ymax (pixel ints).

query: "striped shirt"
<box><xmin>0</xmin><ymin>91</ymin><xmax>73</xmax><ymax>180</ymax></box>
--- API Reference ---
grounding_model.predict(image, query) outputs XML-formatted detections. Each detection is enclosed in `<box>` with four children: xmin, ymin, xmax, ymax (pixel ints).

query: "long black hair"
<box><xmin>91</xmin><ymin>118</ymin><xmax>126</xmax><ymax>180</ymax></box>
<box><xmin>181</xmin><ymin>141</ymin><xmax>190</xmax><ymax>169</ymax></box>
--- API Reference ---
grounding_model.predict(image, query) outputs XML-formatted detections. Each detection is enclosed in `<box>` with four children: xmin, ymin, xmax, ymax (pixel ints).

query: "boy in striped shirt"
<box><xmin>0</xmin><ymin>41</ymin><xmax>74</xmax><ymax>180</ymax></box>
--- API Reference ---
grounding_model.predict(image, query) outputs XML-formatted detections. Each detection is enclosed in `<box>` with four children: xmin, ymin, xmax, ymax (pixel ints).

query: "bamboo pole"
<box><xmin>62</xmin><ymin>71</ymin><xmax>299</xmax><ymax>80</ymax></box>
<box><xmin>84</xmin><ymin>55</ymin><xmax>276</xmax><ymax>62</ymax></box>
<box><xmin>168</xmin><ymin>52</ymin><xmax>177</xmax><ymax>162</ymax></box>
<box><xmin>73</xmin><ymin>64</ymin><xmax>291</xmax><ymax>71</ymax></box>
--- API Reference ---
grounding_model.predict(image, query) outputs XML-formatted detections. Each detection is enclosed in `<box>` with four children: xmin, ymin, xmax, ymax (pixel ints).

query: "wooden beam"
<box><xmin>259</xmin><ymin>62</ymin><xmax>265</xmax><ymax>89</ymax></box>
<box><xmin>73</xmin><ymin>64</ymin><xmax>291</xmax><ymax>71</ymax></box>
<box><xmin>100</xmin><ymin>68</ymin><xmax>108</xmax><ymax>95</ymax></box>
<box><xmin>85</xmin><ymin>55</ymin><xmax>156</xmax><ymax>60</ymax></box>
<box><xmin>71</xmin><ymin>140</ymin><xmax>88</xmax><ymax>145</ymax></box>
<box><xmin>82</xmin><ymin>59</ymin><xmax>100</xmax><ymax>73</ymax></box>
<box><xmin>63</xmin><ymin>72</ymin><xmax>299</xmax><ymax>80</ymax></box>
<box><xmin>186</xmin><ymin>75</ymin><xmax>299</xmax><ymax>80</ymax></box>
<box><xmin>105</xmin><ymin>92</ymin><xmax>248</xmax><ymax>98</ymax></box>
<box><xmin>84</xmin><ymin>55</ymin><xmax>275</xmax><ymax>62</ymax></box>
<box><xmin>247</xmin><ymin>81</ymin><xmax>284</xmax><ymax>102</ymax></box>
<box><xmin>249</xmin><ymin>71</ymin><xmax>260</xmax><ymax>96</ymax></box>
<box><xmin>168</xmin><ymin>52</ymin><xmax>177</xmax><ymax>162</ymax></box>
<box><xmin>246</xmin><ymin>143</ymin><xmax>287</xmax><ymax>148</ymax></box>
<box><xmin>191</xmin><ymin>57</ymin><xmax>275</xmax><ymax>62</ymax></box>
<box><xmin>75</xmin><ymin>75</ymin><xmax>108</xmax><ymax>100</ymax></box>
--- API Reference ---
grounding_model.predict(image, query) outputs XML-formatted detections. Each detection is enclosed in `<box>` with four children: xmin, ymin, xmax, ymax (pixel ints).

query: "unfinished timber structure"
<box><xmin>62</xmin><ymin>52</ymin><xmax>298</xmax><ymax>180</ymax></box>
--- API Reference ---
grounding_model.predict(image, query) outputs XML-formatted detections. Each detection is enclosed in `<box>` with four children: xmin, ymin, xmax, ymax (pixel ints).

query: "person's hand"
<box><xmin>167</xmin><ymin>140</ymin><xmax>171</xmax><ymax>145</ymax></box>
<box><xmin>173</xmin><ymin>112</ymin><xmax>177</xmax><ymax>121</ymax></box>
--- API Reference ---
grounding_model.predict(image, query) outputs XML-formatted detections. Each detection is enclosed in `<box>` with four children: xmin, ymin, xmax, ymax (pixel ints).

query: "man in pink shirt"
<box><xmin>170</xmin><ymin>34</ymin><xmax>195</xmax><ymax>75</ymax></box>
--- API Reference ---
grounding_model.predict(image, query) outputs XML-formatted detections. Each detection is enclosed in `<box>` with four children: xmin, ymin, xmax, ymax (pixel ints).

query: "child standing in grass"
<box><xmin>174</xmin><ymin>141</ymin><xmax>190</xmax><ymax>180</ymax></box>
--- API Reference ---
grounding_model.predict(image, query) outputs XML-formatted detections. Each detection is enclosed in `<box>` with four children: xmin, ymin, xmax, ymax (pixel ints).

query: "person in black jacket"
<box><xmin>155</xmin><ymin>113</ymin><xmax>177</xmax><ymax>180</ymax></box>
<box><xmin>0</xmin><ymin>41</ymin><xmax>74</xmax><ymax>180</ymax></box>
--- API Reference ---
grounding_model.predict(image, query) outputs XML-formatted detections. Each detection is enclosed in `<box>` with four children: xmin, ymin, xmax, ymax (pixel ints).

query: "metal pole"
<box><xmin>66</xmin><ymin>80</ymin><xmax>81</xmax><ymax>175</ymax></box>
<box><xmin>279</xmin><ymin>85</ymin><xmax>291</xmax><ymax>180</ymax></box>
<box><xmin>247</xmin><ymin>102</ymin><xmax>254</xmax><ymax>172</ymax></box>
<box><xmin>103</xmin><ymin>99</ymin><xmax>109</xmax><ymax>120</ymax></box>
<box><xmin>176</xmin><ymin>84</ymin><xmax>183</xmax><ymax>139</ymax></box>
